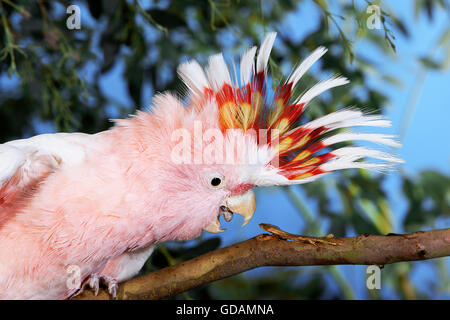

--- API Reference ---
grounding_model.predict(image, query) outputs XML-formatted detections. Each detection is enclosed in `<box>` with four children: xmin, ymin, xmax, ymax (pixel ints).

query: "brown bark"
<box><xmin>74</xmin><ymin>225</ymin><xmax>450</xmax><ymax>300</ymax></box>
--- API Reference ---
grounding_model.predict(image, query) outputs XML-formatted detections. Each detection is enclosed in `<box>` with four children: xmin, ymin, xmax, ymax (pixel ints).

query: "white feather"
<box><xmin>249</xmin><ymin>165</ymin><xmax>328</xmax><ymax>186</ymax></box>
<box><xmin>1</xmin><ymin>133</ymin><xmax>94</xmax><ymax>189</ymax></box>
<box><xmin>331</xmin><ymin>147</ymin><xmax>404</xmax><ymax>163</ymax></box>
<box><xmin>178</xmin><ymin>60</ymin><xmax>209</xmax><ymax>96</ymax></box>
<box><xmin>287</xmin><ymin>46</ymin><xmax>328</xmax><ymax>86</ymax></box>
<box><xmin>327</xmin><ymin>117</ymin><xmax>392</xmax><ymax>130</ymax></box>
<box><xmin>302</xmin><ymin>110</ymin><xmax>392</xmax><ymax>131</ymax></box>
<box><xmin>0</xmin><ymin>145</ymin><xmax>26</xmax><ymax>187</ymax></box>
<box><xmin>320</xmin><ymin>158</ymin><xmax>396</xmax><ymax>172</ymax></box>
<box><xmin>302</xmin><ymin>110</ymin><xmax>363</xmax><ymax>130</ymax></box>
<box><xmin>109</xmin><ymin>245</ymin><xmax>156</xmax><ymax>282</ymax></box>
<box><xmin>256</xmin><ymin>32</ymin><xmax>277</xmax><ymax>74</ymax></box>
<box><xmin>206</xmin><ymin>54</ymin><xmax>232</xmax><ymax>91</ymax></box>
<box><xmin>322</xmin><ymin>132</ymin><xmax>401</xmax><ymax>148</ymax></box>
<box><xmin>296</xmin><ymin>76</ymin><xmax>349</xmax><ymax>106</ymax></box>
<box><xmin>240</xmin><ymin>46</ymin><xmax>257</xmax><ymax>85</ymax></box>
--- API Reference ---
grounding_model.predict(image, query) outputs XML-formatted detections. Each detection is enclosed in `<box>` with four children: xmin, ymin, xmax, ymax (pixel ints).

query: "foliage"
<box><xmin>0</xmin><ymin>0</ymin><xmax>448</xmax><ymax>299</ymax></box>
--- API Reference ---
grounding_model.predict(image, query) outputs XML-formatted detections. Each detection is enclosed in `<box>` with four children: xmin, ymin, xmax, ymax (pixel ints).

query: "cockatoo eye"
<box><xmin>207</xmin><ymin>173</ymin><xmax>225</xmax><ymax>189</ymax></box>
<box><xmin>211</xmin><ymin>177</ymin><xmax>222</xmax><ymax>187</ymax></box>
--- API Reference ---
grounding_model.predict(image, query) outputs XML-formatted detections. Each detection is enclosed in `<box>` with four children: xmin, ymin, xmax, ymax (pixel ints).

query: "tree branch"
<box><xmin>73</xmin><ymin>225</ymin><xmax>450</xmax><ymax>300</ymax></box>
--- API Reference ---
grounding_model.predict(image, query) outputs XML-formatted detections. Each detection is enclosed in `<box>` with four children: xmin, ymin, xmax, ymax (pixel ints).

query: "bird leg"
<box><xmin>259</xmin><ymin>223</ymin><xmax>341</xmax><ymax>246</ymax></box>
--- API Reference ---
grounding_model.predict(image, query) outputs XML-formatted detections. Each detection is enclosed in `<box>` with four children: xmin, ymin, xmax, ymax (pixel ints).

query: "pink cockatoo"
<box><xmin>0</xmin><ymin>33</ymin><xmax>402</xmax><ymax>299</ymax></box>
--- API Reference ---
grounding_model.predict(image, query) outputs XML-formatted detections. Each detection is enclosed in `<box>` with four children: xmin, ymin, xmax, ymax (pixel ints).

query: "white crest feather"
<box><xmin>302</xmin><ymin>110</ymin><xmax>392</xmax><ymax>131</ymax></box>
<box><xmin>206</xmin><ymin>54</ymin><xmax>232</xmax><ymax>91</ymax></box>
<box><xmin>331</xmin><ymin>147</ymin><xmax>404</xmax><ymax>163</ymax></box>
<box><xmin>322</xmin><ymin>132</ymin><xmax>401</xmax><ymax>148</ymax></box>
<box><xmin>296</xmin><ymin>76</ymin><xmax>349</xmax><ymax>106</ymax></box>
<box><xmin>256</xmin><ymin>32</ymin><xmax>277</xmax><ymax>74</ymax></box>
<box><xmin>287</xmin><ymin>46</ymin><xmax>328</xmax><ymax>86</ymax></box>
<box><xmin>178</xmin><ymin>60</ymin><xmax>209</xmax><ymax>97</ymax></box>
<box><xmin>240</xmin><ymin>46</ymin><xmax>257</xmax><ymax>85</ymax></box>
<box><xmin>320</xmin><ymin>158</ymin><xmax>396</xmax><ymax>172</ymax></box>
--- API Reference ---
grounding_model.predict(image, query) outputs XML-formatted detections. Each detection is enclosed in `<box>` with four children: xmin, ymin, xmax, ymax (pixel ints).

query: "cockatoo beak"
<box><xmin>225</xmin><ymin>189</ymin><xmax>256</xmax><ymax>227</ymax></box>
<box><xmin>203</xmin><ymin>190</ymin><xmax>256</xmax><ymax>234</ymax></box>
<box><xmin>202</xmin><ymin>215</ymin><xmax>226</xmax><ymax>234</ymax></box>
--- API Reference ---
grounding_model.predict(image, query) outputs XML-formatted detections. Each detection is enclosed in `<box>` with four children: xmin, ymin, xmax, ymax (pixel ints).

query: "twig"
<box><xmin>73</xmin><ymin>226</ymin><xmax>450</xmax><ymax>300</ymax></box>
<box><xmin>134</xmin><ymin>0</ymin><xmax>168</xmax><ymax>35</ymax></box>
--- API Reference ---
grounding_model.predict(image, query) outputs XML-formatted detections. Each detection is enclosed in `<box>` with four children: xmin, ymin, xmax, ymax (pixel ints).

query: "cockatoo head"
<box><xmin>135</xmin><ymin>33</ymin><xmax>402</xmax><ymax>238</ymax></box>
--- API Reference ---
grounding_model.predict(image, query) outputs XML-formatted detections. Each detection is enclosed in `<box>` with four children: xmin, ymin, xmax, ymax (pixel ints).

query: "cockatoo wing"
<box><xmin>0</xmin><ymin>144</ymin><xmax>26</xmax><ymax>187</ymax></box>
<box><xmin>0</xmin><ymin>133</ymin><xmax>93</xmax><ymax>206</ymax></box>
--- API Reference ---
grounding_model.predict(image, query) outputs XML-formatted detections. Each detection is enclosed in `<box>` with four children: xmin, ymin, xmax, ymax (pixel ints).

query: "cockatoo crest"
<box><xmin>178</xmin><ymin>32</ymin><xmax>402</xmax><ymax>186</ymax></box>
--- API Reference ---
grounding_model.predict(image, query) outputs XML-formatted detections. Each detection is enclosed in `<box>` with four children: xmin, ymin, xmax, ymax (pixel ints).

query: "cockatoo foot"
<box><xmin>81</xmin><ymin>274</ymin><xmax>119</xmax><ymax>299</ymax></box>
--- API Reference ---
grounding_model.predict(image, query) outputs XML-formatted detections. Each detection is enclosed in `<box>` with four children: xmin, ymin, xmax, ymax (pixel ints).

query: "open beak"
<box><xmin>203</xmin><ymin>189</ymin><xmax>256</xmax><ymax>234</ymax></box>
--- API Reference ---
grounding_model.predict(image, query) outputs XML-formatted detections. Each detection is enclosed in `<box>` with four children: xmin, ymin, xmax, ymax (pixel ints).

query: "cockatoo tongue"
<box><xmin>203</xmin><ymin>190</ymin><xmax>256</xmax><ymax>233</ymax></box>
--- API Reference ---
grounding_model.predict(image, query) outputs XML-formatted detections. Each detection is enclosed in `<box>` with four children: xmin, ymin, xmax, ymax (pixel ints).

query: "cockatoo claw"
<box><xmin>108</xmin><ymin>278</ymin><xmax>118</xmax><ymax>300</ymax></box>
<box><xmin>88</xmin><ymin>274</ymin><xmax>100</xmax><ymax>296</ymax></box>
<box><xmin>83</xmin><ymin>274</ymin><xmax>118</xmax><ymax>299</ymax></box>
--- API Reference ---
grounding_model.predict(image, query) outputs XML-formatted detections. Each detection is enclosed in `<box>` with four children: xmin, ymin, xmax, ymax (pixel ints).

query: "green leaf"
<box><xmin>419</xmin><ymin>57</ymin><xmax>442</xmax><ymax>69</ymax></box>
<box><xmin>403</xmin><ymin>170</ymin><xmax>450</xmax><ymax>232</ymax></box>
<box><xmin>147</xmin><ymin>9</ymin><xmax>187</xmax><ymax>30</ymax></box>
